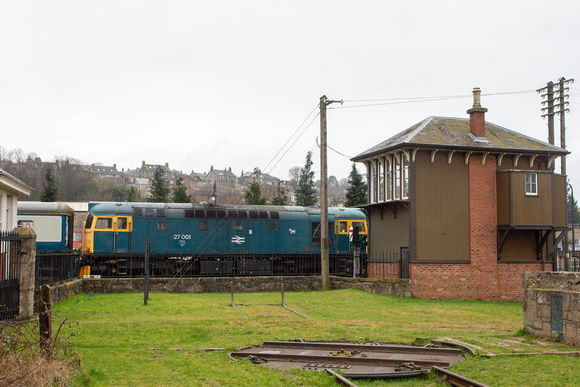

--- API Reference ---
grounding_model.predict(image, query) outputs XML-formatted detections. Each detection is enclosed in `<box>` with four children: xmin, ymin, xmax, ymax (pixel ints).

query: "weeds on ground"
<box><xmin>0</xmin><ymin>315</ymin><xmax>81</xmax><ymax>386</ymax></box>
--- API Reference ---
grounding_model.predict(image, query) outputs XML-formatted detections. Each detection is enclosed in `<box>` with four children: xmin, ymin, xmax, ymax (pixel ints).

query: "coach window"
<box><xmin>233</xmin><ymin>222</ymin><xmax>243</xmax><ymax>231</ymax></box>
<box><xmin>268</xmin><ymin>223</ymin><xmax>277</xmax><ymax>232</ymax></box>
<box><xmin>95</xmin><ymin>217</ymin><xmax>113</xmax><ymax>230</ymax></box>
<box><xmin>157</xmin><ymin>221</ymin><xmax>168</xmax><ymax>231</ymax></box>
<box><xmin>198</xmin><ymin>221</ymin><xmax>208</xmax><ymax>231</ymax></box>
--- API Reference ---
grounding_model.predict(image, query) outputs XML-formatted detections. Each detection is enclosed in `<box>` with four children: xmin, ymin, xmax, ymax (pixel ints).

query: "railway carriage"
<box><xmin>17</xmin><ymin>201</ymin><xmax>74</xmax><ymax>251</ymax></box>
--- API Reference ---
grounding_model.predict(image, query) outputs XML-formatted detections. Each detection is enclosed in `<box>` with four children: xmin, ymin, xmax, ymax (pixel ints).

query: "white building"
<box><xmin>0</xmin><ymin>169</ymin><xmax>33</xmax><ymax>231</ymax></box>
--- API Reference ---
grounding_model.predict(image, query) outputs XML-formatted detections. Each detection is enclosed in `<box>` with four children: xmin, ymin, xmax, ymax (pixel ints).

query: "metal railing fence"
<box><xmin>82</xmin><ymin>251</ymin><xmax>406</xmax><ymax>279</ymax></box>
<box><xmin>35</xmin><ymin>250</ymin><xmax>81</xmax><ymax>288</ymax></box>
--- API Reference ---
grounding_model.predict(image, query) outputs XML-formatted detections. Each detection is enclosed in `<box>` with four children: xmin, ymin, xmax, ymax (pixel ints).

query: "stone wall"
<box><xmin>46</xmin><ymin>276</ymin><xmax>411</xmax><ymax>305</ymax></box>
<box><xmin>523</xmin><ymin>272</ymin><xmax>580</xmax><ymax>347</ymax></box>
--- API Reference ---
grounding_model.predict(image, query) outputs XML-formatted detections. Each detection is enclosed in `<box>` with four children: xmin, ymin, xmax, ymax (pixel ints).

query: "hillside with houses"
<box><xmin>0</xmin><ymin>150</ymin><xmax>351</xmax><ymax>206</ymax></box>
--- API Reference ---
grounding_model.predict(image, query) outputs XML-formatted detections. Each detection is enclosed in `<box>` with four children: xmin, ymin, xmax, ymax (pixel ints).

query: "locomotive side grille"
<box><xmin>134</xmin><ymin>208</ymin><xmax>143</xmax><ymax>217</ymax></box>
<box><xmin>157</xmin><ymin>209</ymin><xmax>166</xmax><ymax>217</ymax></box>
<box><xmin>259</xmin><ymin>211</ymin><xmax>268</xmax><ymax>219</ymax></box>
<box><xmin>238</xmin><ymin>211</ymin><xmax>248</xmax><ymax>219</ymax></box>
<box><xmin>217</xmin><ymin>210</ymin><xmax>226</xmax><ymax>218</ymax></box>
<box><xmin>194</xmin><ymin>209</ymin><xmax>205</xmax><ymax>218</ymax></box>
<box><xmin>207</xmin><ymin>209</ymin><xmax>217</xmax><ymax>218</ymax></box>
<box><xmin>249</xmin><ymin>211</ymin><xmax>259</xmax><ymax>219</ymax></box>
<box><xmin>270</xmin><ymin>212</ymin><xmax>279</xmax><ymax>219</ymax></box>
<box><xmin>185</xmin><ymin>209</ymin><xmax>195</xmax><ymax>218</ymax></box>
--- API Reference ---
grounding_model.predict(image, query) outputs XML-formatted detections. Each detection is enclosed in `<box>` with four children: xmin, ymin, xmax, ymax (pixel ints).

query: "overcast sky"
<box><xmin>1</xmin><ymin>1</ymin><xmax>579</xmax><ymax>190</ymax></box>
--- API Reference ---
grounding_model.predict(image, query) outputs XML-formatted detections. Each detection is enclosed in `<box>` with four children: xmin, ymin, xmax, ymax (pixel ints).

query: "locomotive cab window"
<box><xmin>157</xmin><ymin>221</ymin><xmax>168</xmax><ymax>231</ymax></box>
<box><xmin>117</xmin><ymin>217</ymin><xmax>128</xmax><ymax>230</ymax></box>
<box><xmin>95</xmin><ymin>217</ymin><xmax>113</xmax><ymax>230</ymax></box>
<box><xmin>198</xmin><ymin>221</ymin><xmax>208</xmax><ymax>231</ymax></box>
<box><xmin>84</xmin><ymin>214</ymin><xmax>94</xmax><ymax>229</ymax></box>
<box><xmin>339</xmin><ymin>221</ymin><xmax>348</xmax><ymax>233</ymax></box>
<box><xmin>233</xmin><ymin>222</ymin><xmax>243</xmax><ymax>231</ymax></box>
<box><xmin>352</xmin><ymin>221</ymin><xmax>366</xmax><ymax>233</ymax></box>
<box><xmin>268</xmin><ymin>223</ymin><xmax>277</xmax><ymax>232</ymax></box>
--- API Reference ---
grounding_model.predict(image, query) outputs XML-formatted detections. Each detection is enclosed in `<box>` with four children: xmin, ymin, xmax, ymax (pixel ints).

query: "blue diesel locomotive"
<box><xmin>83</xmin><ymin>202</ymin><xmax>366</xmax><ymax>255</ymax></box>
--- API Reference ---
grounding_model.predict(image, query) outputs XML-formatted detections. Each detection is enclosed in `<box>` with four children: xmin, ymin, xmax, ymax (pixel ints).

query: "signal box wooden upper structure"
<box><xmin>352</xmin><ymin>88</ymin><xmax>569</xmax><ymax>300</ymax></box>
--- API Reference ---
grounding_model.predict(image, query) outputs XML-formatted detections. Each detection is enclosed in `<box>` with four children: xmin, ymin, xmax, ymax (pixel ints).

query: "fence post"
<box><xmin>14</xmin><ymin>226</ymin><xmax>36</xmax><ymax>319</ymax></box>
<box><xmin>39</xmin><ymin>284</ymin><xmax>52</xmax><ymax>354</ymax></box>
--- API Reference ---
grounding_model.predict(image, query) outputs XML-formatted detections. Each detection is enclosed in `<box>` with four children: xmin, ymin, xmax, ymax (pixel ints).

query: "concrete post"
<box><xmin>15</xmin><ymin>226</ymin><xmax>37</xmax><ymax>319</ymax></box>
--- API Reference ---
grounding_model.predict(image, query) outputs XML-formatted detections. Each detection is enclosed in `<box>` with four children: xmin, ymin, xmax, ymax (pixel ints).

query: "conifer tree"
<box><xmin>149</xmin><ymin>168</ymin><xmax>170</xmax><ymax>203</ymax></box>
<box><xmin>172</xmin><ymin>177</ymin><xmax>191</xmax><ymax>203</ymax></box>
<box><xmin>40</xmin><ymin>168</ymin><xmax>58</xmax><ymax>202</ymax></box>
<box><xmin>295</xmin><ymin>151</ymin><xmax>317</xmax><ymax>207</ymax></box>
<box><xmin>345</xmin><ymin>163</ymin><xmax>367</xmax><ymax>207</ymax></box>
<box><xmin>568</xmin><ymin>185</ymin><xmax>580</xmax><ymax>225</ymax></box>
<box><xmin>244</xmin><ymin>168</ymin><xmax>267</xmax><ymax>205</ymax></box>
<box><xmin>126</xmin><ymin>186</ymin><xmax>139</xmax><ymax>202</ymax></box>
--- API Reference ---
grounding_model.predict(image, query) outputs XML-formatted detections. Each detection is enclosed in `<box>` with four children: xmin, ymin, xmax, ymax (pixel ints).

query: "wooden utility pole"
<box><xmin>538</xmin><ymin>77</ymin><xmax>574</xmax><ymax>270</ymax></box>
<box><xmin>319</xmin><ymin>96</ymin><xmax>342</xmax><ymax>290</ymax></box>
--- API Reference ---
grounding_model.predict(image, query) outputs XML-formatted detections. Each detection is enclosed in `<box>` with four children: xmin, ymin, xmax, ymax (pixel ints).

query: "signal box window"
<box><xmin>95</xmin><ymin>218</ymin><xmax>113</xmax><ymax>230</ymax></box>
<box><xmin>525</xmin><ymin>172</ymin><xmax>538</xmax><ymax>196</ymax></box>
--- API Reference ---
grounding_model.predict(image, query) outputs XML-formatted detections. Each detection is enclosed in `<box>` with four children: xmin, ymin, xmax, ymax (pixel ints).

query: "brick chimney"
<box><xmin>467</xmin><ymin>87</ymin><xmax>488</xmax><ymax>138</ymax></box>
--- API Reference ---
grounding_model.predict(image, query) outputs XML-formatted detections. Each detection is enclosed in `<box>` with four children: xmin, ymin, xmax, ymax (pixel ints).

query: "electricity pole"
<box><xmin>320</xmin><ymin>95</ymin><xmax>342</xmax><ymax>290</ymax></box>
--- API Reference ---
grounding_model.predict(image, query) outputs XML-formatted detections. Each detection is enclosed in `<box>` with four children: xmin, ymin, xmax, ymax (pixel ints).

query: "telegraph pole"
<box><xmin>538</xmin><ymin>77</ymin><xmax>574</xmax><ymax>270</ymax></box>
<box><xmin>320</xmin><ymin>95</ymin><xmax>342</xmax><ymax>290</ymax></box>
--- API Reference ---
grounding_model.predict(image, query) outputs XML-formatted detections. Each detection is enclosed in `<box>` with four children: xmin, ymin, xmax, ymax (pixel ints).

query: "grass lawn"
<box><xmin>53</xmin><ymin>288</ymin><xmax>579</xmax><ymax>386</ymax></box>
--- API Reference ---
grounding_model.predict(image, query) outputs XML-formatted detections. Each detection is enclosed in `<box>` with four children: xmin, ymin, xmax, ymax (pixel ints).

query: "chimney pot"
<box><xmin>467</xmin><ymin>87</ymin><xmax>488</xmax><ymax>138</ymax></box>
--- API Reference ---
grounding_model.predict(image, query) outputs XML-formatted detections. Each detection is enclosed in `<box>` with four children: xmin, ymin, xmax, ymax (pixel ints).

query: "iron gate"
<box><xmin>0</xmin><ymin>231</ymin><xmax>21</xmax><ymax>321</ymax></box>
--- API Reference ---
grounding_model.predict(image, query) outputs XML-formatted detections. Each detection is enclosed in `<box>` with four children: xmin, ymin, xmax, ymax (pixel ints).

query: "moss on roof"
<box><xmin>353</xmin><ymin>116</ymin><xmax>568</xmax><ymax>161</ymax></box>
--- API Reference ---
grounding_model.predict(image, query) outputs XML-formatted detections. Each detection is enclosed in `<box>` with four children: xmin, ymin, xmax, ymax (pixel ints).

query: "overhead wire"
<box><xmin>264</xmin><ymin>109</ymin><xmax>320</xmax><ymax>175</ymax></box>
<box><xmin>262</xmin><ymin>103</ymin><xmax>319</xmax><ymax>174</ymax></box>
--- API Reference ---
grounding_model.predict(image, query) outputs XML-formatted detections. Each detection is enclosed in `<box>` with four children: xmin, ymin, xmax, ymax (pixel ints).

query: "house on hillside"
<box><xmin>88</xmin><ymin>164</ymin><xmax>121</xmax><ymax>181</ymax></box>
<box><xmin>124</xmin><ymin>177</ymin><xmax>151</xmax><ymax>199</ymax></box>
<box><xmin>206</xmin><ymin>166</ymin><xmax>237</xmax><ymax>185</ymax></box>
<box><xmin>352</xmin><ymin>88</ymin><xmax>569</xmax><ymax>301</ymax></box>
<box><xmin>0</xmin><ymin>169</ymin><xmax>32</xmax><ymax>231</ymax></box>
<box><xmin>239</xmin><ymin>170</ymin><xmax>280</xmax><ymax>186</ymax></box>
<box><xmin>139</xmin><ymin>161</ymin><xmax>172</xmax><ymax>179</ymax></box>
